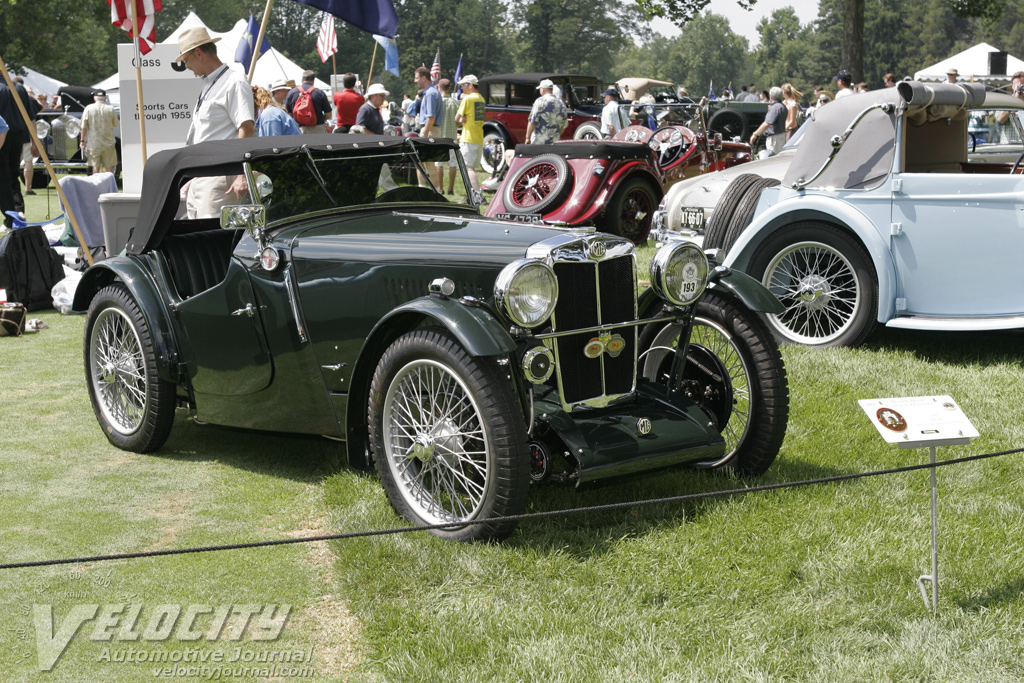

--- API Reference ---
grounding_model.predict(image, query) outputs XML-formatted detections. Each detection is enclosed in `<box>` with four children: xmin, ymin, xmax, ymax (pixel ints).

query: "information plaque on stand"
<box><xmin>858</xmin><ymin>395</ymin><xmax>978</xmax><ymax>610</ymax></box>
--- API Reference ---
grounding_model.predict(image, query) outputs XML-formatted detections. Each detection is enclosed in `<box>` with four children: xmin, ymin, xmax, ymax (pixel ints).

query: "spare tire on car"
<box><xmin>702</xmin><ymin>173</ymin><xmax>760</xmax><ymax>250</ymax></box>
<box><xmin>502</xmin><ymin>154</ymin><xmax>574</xmax><ymax>215</ymax></box>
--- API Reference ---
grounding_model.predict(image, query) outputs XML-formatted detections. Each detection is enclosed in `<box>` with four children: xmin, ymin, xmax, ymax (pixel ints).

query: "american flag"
<box><xmin>108</xmin><ymin>0</ymin><xmax>162</xmax><ymax>55</ymax></box>
<box><xmin>316</xmin><ymin>13</ymin><xmax>337</xmax><ymax>63</ymax></box>
<box><xmin>429</xmin><ymin>49</ymin><xmax>440</xmax><ymax>82</ymax></box>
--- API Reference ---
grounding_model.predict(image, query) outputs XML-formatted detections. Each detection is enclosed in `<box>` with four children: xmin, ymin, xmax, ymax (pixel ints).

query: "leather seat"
<box><xmin>160</xmin><ymin>230</ymin><xmax>234</xmax><ymax>299</ymax></box>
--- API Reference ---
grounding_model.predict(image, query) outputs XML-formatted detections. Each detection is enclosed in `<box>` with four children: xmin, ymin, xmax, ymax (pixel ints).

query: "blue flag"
<box><xmin>291</xmin><ymin>0</ymin><xmax>398</xmax><ymax>38</ymax></box>
<box><xmin>707</xmin><ymin>79</ymin><xmax>714</xmax><ymax>99</ymax></box>
<box><xmin>453</xmin><ymin>54</ymin><xmax>463</xmax><ymax>99</ymax></box>
<box><xmin>373</xmin><ymin>34</ymin><xmax>400</xmax><ymax>77</ymax></box>
<box><xmin>235</xmin><ymin>14</ymin><xmax>271</xmax><ymax>68</ymax></box>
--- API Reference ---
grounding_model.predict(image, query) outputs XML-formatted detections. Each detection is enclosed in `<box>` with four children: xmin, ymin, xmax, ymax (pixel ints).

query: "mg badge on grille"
<box><xmin>636</xmin><ymin>418</ymin><xmax>653</xmax><ymax>436</ymax></box>
<box><xmin>605</xmin><ymin>333</ymin><xmax>626</xmax><ymax>358</ymax></box>
<box><xmin>586</xmin><ymin>240</ymin><xmax>606</xmax><ymax>260</ymax></box>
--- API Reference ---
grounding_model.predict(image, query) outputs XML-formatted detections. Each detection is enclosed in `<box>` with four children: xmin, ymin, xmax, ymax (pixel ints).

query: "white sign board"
<box><xmin>117</xmin><ymin>44</ymin><xmax>204</xmax><ymax>193</ymax></box>
<box><xmin>858</xmin><ymin>395</ymin><xmax>978</xmax><ymax>447</ymax></box>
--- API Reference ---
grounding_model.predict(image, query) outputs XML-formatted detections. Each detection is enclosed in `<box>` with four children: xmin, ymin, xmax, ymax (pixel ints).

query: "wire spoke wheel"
<box><xmin>90</xmin><ymin>307</ymin><xmax>148</xmax><ymax>435</ymax></box>
<box><xmin>510</xmin><ymin>161</ymin><xmax>560</xmax><ymax>209</ymax></box>
<box><xmin>84</xmin><ymin>284</ymin><xmax>175</xmax><ymax>453</ymax></box>
<box><xmin>369</xmin><ymin>328</ymin><xmax>529</xmax><ymax>541</ymax></box>
<box><xmin>640</xmin><ymin>292</ymin><xmax>787</xmax><ymax>475</ymax></box>
<box><xmin>764</xmin><ymin>241</ymin><xmax>861</xmax><ymax>344</ymax></box>
<box><xmin>383</xmin><ymin>359</ymin><xmax>490</xmax><ymax>524</ymax></box>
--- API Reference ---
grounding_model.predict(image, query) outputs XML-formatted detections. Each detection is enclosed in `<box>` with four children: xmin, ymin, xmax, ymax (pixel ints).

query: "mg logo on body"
<box><xmin>586</xmin><ymin>240</ymin><xmax>606</xmax><ymax>260</ymax></box>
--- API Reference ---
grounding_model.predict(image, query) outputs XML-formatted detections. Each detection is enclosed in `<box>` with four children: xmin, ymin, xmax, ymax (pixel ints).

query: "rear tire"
<box><xmin>84</xmin><ymin>283</ymin><xmax>175</xmax><ymax>453</ymax></box>
<box><xmin>703</xmin><ymin>173</ymin><xmax>760</xmax><ymax>250</ymax></box>
<box><xmin>597</xmin><ymin>177</ymin><xmax>659</xmax><ymax>244</ymax></box>
<box><xmin>368</xmin><ymin>328</ymin><xmax>530</xmax><ymax>541</ymax></box>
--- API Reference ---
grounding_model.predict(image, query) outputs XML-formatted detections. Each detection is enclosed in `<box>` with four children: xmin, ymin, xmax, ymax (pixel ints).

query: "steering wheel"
<box><xmin>374</xmin><ymin>185</ymin><xmax>444</xmax><ymax>203</ymax></box>
<box><xmin>648</xmin><ymin>126</ymin><xmax>691</xmax><ymax>168</ymax></box>
<box><xmin>1012</xmin><ymin>149</ymin><xmax>1024</xmax><ymax>175</ymax></box>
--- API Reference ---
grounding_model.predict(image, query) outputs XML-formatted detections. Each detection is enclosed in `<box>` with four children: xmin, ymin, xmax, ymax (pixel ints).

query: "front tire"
<box><xmin>481</xmin><ymin>129</ymin><xmax>509</xmax><ymax>175</ymax></box>
<box><xmin>368</xmin><ymin>328</ymin><xmax>530</xmax><ymax>541</ymax></box>
<box><xmin>84</xmin><ymin>283</ymin><xmax>175</xmax><ymax>453</ymax></box>
<box><xmin>573</xmin><ymin>122</ymin><xmax>601</xmax><ymax>140</ymax></box>
<box><xmin>748</xmin><ymin>222</ymin><xmax>877</xmax><ymax>347</ymax></box>
<box><xmin>641</xmin><ymin>291</ymin><xmax>788</xmax><ymax>475</ymax></box>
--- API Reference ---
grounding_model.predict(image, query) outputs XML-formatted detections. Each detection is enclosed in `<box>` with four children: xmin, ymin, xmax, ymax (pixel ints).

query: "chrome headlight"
<box><xmin>494</xmin><ymin>259</ymin><xmax>558</xmax><ymax>328</ymax></box>
<box><xmin>650</xmin><ymin>241</ymin><xmax>708</xmax><ymax>306</ymax></box>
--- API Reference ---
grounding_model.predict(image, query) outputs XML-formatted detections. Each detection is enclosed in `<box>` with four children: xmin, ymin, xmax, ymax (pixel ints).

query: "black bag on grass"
<box><xmin>0</xmin><ymin>226</ymin><xmax>66</xmax><ymax>312</ymax></box>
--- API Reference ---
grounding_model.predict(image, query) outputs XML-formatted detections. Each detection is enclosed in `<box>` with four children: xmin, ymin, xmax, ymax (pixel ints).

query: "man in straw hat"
<box><xmin>176</xmin><ymin>26</ymin><xmax>255</xmax><ymax>218</ymax></box>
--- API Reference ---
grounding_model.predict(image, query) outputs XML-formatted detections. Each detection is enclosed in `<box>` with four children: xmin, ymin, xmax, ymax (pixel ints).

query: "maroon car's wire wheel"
<box><xmin>510</xmin><ymin>162</ymin><xmax>560</xmax><ymax>209</ymax></box>
<box><xmin>618</xmin><ymin>186</ymin><xmax>655</xmax><ymax>243</ymax></box>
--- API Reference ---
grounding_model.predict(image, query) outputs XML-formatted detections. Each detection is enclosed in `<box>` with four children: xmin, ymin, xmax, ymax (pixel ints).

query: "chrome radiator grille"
<box><xmin>540</xmin><ymin>234</ymin><xmax>638</xmax><ymax>410</ymax></box>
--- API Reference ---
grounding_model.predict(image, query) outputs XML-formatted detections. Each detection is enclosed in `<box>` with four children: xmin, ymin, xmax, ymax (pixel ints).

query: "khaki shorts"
<box><xmin>87</xmin><ymin>145</ymin><xmax>118</xmax><ymax>170</ymax></box>
<box><xmin>186</xmin><ymin>176</ymin><xmax>239</xmax><ymax>220</ymax></box>
<box><xmin>459</xmin><ymin>142</ymin><xmax>482</xmax><ymax>169</ymax></box>
<box><xmin>434</xmin><ymin>150</ymin><xmax>458</xmax><ymax>168</ymax></box>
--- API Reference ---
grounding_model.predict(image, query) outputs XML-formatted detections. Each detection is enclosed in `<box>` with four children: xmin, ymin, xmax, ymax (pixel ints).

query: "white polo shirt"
<box><xmin>187</xmin><ymin>65</ymin><xmax>255</xmax><ymax>145</ymax></box>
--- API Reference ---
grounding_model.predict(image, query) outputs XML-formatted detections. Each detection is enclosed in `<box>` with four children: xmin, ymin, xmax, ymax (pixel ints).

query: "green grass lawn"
<box><xmin>1</xmin><ymin>247</ymin><xmax>1023</xmax><ymax>680</ymax></box>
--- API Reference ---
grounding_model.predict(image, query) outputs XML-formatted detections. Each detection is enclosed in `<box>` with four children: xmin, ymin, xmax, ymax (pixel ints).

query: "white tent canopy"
<box><xmin>914</xmin><ymin>42</ymin><xmax>1024</xmax><ymax>84</ymax></box>
<box><xmin>93</xmin><ymin>11</ymin><xmax>330</xmax><ymax>95</ymax></box>
<box><xmin>10</xmin><ymin>65</ymin><xmax>67</xmax><ymax>97</ymax></box>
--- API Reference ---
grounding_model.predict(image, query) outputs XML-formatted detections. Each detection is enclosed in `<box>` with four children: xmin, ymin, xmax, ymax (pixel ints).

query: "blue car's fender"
<box><xmin>725</xmin><ymin>192</ymin><xmax>898</xmax><ymax>323</ymax></box>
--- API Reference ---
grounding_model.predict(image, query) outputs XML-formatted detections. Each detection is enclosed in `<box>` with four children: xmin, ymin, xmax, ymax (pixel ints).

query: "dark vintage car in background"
<box><xmin>478</xmin><ymin>72</ymin><xmax>610</xmax><ymax>174</ymax></box>
<box><xmin>74</xmin><ymin>135</ymin><xmax>788</xmax><ymax>541</ymax></box>
<box><xmin>485</xmin><ymin>102</ymin><xmax>752</xmax><ymax>244</ymax></box>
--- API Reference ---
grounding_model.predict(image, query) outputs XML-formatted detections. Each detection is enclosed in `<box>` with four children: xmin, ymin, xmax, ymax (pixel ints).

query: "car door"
<box><xmin>174</xmin><ymin>257</ymin><xmax>273</xmax><ymax>396</ymax></box>
<box><xmin>890</xmin><ymin>170</ymin><xmax>1024</xmax><ymax>317</ymax></box>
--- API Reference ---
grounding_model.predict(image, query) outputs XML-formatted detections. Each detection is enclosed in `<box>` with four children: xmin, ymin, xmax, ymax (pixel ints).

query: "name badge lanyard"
<box><xmin>186</xmin><ymin>65</ymin><xmax>229</xmax><ymax>145</ymax></box>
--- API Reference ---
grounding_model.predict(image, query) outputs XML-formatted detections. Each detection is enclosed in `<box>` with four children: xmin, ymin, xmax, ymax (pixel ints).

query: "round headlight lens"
<box><xmin>650</xmin><ymin>241</ymin><xmax>708</xmax><ymax>306</ymax></box>
<box><xmin>495</xmin><ymin>260</ymin><xmax>558</xmax><ymax>328</ymax></box>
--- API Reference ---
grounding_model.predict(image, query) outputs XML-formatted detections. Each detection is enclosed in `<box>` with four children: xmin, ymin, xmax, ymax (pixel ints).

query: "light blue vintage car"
<box><xmin>719</xmin><ymin>81</ymin><xmax>1024</xmax><ymax>347</ymax></box>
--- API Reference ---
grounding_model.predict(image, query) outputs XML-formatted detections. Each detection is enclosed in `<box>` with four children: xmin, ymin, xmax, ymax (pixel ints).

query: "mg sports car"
<box><xmin>74</xmin><ymin>135</ymin><xmax>788</xmax><ymax>541</ymax></box>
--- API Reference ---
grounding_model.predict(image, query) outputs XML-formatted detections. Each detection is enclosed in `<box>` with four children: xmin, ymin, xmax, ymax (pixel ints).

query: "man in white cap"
<box><xmin>946</xmin><ymin>68</ymin><xmax>959</xmax><ymax>84</ymax></box>
<box><xmin>176</xmin><ymin>26</ymin><xmax>255</xmax><ymax>218</ymax></box>
<box><xmin>525</xmin><ymin>78</ymin><xmax>567</xmax><ymax>145</ymax></box>
<box><xmin>80</xmin><ymin>89</ymin><xmax>119</xmax><ymax>174</ymax></box>
<box><xmin>455</xmin><ymin>74</ymin><xmax>484</xmax><ymax>192</ymax></box>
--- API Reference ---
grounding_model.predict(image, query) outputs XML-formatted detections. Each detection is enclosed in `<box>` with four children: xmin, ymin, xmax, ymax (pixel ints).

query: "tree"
<box><xmin>632</xmin><ymin>0</ymin><xmax>756</xmax><ymax>25</ymax></box>
<box><xmin>753</xmin><ymin>8</ymin><xmax>806</xmax><ymax>89</ymax></box>
<box><xmin>660</xmin><ymin>13</ymin><xmax>749</xmax><ymax>94</ymax></box>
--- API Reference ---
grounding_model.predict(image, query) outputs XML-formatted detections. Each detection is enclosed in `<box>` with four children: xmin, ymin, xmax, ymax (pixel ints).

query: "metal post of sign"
<box><xmin>857</xmin><ymin>396</ymin><xmax>978</xmax><ymax>612</ymax></box>
<box><xmin>917</xmin><ymin>444</ymin><xmax>940</xmax><ymax>610</ymax></box>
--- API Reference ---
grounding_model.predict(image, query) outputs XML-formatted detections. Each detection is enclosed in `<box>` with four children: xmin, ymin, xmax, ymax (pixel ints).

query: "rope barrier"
<box><xmin>2</xmin><ymin>447</ymin><xmax>1020</xmax><ymax>571</ymax></box>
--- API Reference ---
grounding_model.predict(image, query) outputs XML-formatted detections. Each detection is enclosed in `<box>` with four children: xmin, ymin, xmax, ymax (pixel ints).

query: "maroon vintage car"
<box><xmin>485</xmin><ymin>113</ymin><xmax>752</xmax><ymax>244</ymax></box>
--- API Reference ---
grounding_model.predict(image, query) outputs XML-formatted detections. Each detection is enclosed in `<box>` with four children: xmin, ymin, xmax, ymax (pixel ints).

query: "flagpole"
<box><xmin>128</xmin><ymin>0</ymin><xmax>148</xmax><ymax>165</ymax></box>
<box><xmin>368</xmin><ymin>42</ymin><xmax>378</xmax><ymax>86</ymax></box>
<box><xmin>248</xmin><ymin>0</ymin><xmax>275</xmax><ymax>83</ymax></box>
<box><xmin>0</xmin><ymin>54</ymin><xmax>93</xmax><ymax>265</ymax></box>
<box><xmin>331</xmin><ymin>53</ymin><xmax>337</xmax><ymax>96</ymax></box>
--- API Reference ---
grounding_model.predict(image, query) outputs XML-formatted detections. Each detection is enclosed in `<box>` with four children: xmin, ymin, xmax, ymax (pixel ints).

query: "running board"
<box><xmin>886</xmin><ymin>315</ymin><xmax>1024</xmax><ymax>332</ymax></box>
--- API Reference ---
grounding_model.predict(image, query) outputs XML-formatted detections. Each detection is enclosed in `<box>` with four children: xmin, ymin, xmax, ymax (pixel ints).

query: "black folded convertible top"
<box><xmin>514</xmin><ymin>140</ymin><xmax>656</xmax><ymax>162</ymax></box>
<box><xmin>127</xmin><ymin>134</ymin><xmax>458</xmax><ymax>255</ymax></box>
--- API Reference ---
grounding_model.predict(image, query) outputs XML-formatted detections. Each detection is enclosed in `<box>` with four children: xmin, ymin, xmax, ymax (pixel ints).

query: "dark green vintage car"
<box><xmin>73</xmin><ymin>135</ymin><xmax>789</xmax><ymax>541</ymax></box>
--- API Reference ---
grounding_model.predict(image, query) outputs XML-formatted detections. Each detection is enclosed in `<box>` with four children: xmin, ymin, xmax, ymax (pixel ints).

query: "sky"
<box><xmin>647</xmin><ymin>0</ymin><xmax>822</xmax><ymax>48</ymax></box>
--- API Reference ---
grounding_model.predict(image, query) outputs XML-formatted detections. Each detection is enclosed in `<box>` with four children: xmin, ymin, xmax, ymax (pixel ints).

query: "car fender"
<box><xmin>72</xmin><ymin>256</ymin><xmax>184</xmax><ymax>382</ymax></box>
<box><xmin>483</xmin><ymin>121</ymin><xmax>514</xmax><ymax>146</ymax></box>
<box><xmin>707</xmin><ymin>268</ymin><xmax>784</xmax><ymax>314</ymax></box>
<box><xmin>364</xmin><ymin>295</ymin><xmax>517</xmax><ymax>361</ymax></box>
<box><xmin>574</xmin><ymin>161</ymin><xmax>662</xmax><ymax>225</ymax></box>
<box><xmin>724</xmin><ymin>193</ymin><xmax>898</xmax><ymax>322</ymax></box>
